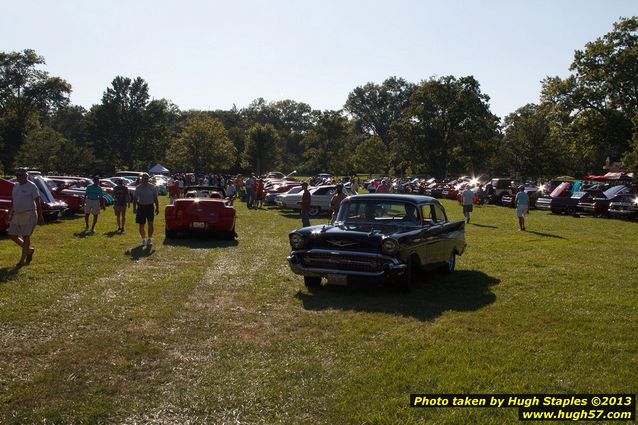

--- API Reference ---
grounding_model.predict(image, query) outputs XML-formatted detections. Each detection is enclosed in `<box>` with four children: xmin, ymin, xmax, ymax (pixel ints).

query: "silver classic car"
<box><xmin>287</xmin><ymin>194</ymin><xmax>466</xmax><ymax>290</ymax></box>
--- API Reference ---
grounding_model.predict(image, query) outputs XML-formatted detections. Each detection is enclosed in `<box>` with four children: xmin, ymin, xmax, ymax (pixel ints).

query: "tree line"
<box><xmin>1</xmin><ymin>17</ymin><xmax>637</xmax><ymax>180</ymax></box>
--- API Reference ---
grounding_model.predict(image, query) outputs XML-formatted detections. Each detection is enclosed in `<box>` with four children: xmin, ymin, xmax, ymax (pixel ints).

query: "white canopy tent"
<box><xmin>148</xmin><ymin>163</ymin><xmax>169</xmax><ymax>175</ymax></box>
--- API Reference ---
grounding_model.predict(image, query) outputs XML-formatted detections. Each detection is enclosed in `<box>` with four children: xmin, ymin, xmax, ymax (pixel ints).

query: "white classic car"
<box><xmin>277</xmin><ymin>185</ymin><xmax>356</xmax><ymax>216</ymax></box>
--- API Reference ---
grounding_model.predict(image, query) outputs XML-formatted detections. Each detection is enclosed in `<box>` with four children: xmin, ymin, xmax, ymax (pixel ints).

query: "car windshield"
<box><xmin>336</xmin><ymin>200</ymin><xmax>420</xmax><ymax>226</ymax></box>
<box><xmin>571</xmin><ymin>191</ymin><xmax>588</xmax><ymax>199</ymax></box>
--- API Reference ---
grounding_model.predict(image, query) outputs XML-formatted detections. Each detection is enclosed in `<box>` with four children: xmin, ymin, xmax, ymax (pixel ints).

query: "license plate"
<box><xmin>191</xmin><ymin>222</ymin><xmax>206</xmax><ymax>229</ymax></box>
<box><xmin>327</xmin><ymin>274</ymin><xmax>348</xmax><ymax>286</ymax></box>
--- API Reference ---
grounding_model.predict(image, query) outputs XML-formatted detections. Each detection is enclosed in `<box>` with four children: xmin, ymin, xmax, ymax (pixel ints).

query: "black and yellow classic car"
<box><xmin>287</xmin><ymin>194</ymin><xmax>466</xmax><ymax>289</ymax></box>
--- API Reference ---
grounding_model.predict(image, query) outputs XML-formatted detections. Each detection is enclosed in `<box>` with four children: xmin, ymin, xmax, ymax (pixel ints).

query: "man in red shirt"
<box><xmin>168</xmin><ymin>180</ymin><xmax>181</xmax><ymax>204</ymax></box>
<box><xmin>256</xmin><ymin>178</ymin><xmax>265</xmax><ymax>209</ymax></box>
<box><xmin>376</xmin><ymin>179</ymin><xmax>390</xmax><ymax>193</ymax></box>
<box><xmin>298</xmin><ymin>182</ymin><xmax>311</xmax><ymax>227</ymax></box>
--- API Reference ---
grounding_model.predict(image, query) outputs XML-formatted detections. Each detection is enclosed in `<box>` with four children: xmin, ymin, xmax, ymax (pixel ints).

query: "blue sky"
<box><xmin>1</xmin><ymin>0</ymin><xmax>636</xmax><ymax>119</ymax></box>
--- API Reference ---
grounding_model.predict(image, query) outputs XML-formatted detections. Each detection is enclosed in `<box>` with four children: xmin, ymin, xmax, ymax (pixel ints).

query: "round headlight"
<box><xmin>381</xmin><ymin>238</ymin><xmax>399</xmax><ymax>255</ymax></box>
<box><xmin>290</xmin><ymin>233</ymin><xmax>305</xmax><ymax>250</ymax></box>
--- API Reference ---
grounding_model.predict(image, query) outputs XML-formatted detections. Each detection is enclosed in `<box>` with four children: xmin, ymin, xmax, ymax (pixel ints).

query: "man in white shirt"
<box><xmin>461</xmin><ymin>186</ymin><xmax>475</xmax><ymax>223</ymax></box>
<box><xmin>8</xmin><ymin>168</ymin><xmax>44</xmax><ymax>266</ymax></box>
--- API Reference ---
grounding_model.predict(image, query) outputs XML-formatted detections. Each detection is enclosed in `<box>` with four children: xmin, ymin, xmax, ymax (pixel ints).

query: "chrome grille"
<box><xmin>300</xmin><ymin>252</ymin><xmax>384</xmax><ymax>272</ymax></box>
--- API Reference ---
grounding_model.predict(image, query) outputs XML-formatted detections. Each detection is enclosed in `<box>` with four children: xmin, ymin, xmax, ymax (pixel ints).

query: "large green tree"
<box><xmin>166</xmin><ymin>114</ymin><xmax>236</xmax><ymax>174</ymax></box>
<box><xmin>541</xmin><ymin>17</ymin><xmax>638</xmax><ymax>175</ymax></box>
<box><xmin>242</xmin><ymin>123</ymin><xmax>281</xmax><ymax>175</ymax></box>
<box><xmin>86</xmin><ymin>76</ymin><xmax>176</xmax><ymax>171</ymax></box>
<box><xmin>301</xmin><ymin>110</ymin><xmax>359</xmax><ymax>175</ymax></box>
<box><xmin>499</xmin><ymin>104</ymin><xmax>569</xmax><ymax>179</ymax></box>
<box><xmin>392</xmin><ymin>76</ymin><xmax>500</xmax><ymax>177</ymax></box>
<box><xmin>345</xmin><ymin>77</ymin><xmax>415</xmax><ymax>146</ymax></box>
<box><xmin>14</xmin><ymin>125</ymin><xmax>65</xmax><ymax>172</ymax></box>
<box><xmin>0</xmin><ymin>49</ymin><xmax>71</xmax><ymax>171</ymax></box>
<box><xmin>241</xmin><ymin>98</ymin><xmax>318</xmax><ymax>170</ymax></box>
<box><xmin>352</xmin><ymin>136</ymin><xmax>389</xmax><ymax>174</ymax></box>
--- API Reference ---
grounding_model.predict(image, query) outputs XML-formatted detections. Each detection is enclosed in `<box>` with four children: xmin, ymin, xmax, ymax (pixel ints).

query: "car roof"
<box><xmin>347</xmin><ymin>194</ymin><xmax>438</xmax><ymax>204</ymax></box>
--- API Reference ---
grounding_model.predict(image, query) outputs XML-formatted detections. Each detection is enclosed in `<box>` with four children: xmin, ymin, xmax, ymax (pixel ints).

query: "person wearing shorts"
<box><xmin>133</xmin><ymin>173</ymin><xmax>159</xmax><ymax>246</ymax></box>
<box><xmin>515</xmin><ymin>186</ymin><xmax>529</xmax><ymax>231</ymax></box>
<box><xmin>461</xmin><ymin>186</ymin><xmax>475</xmax><ymax>223</ymax></box>
<box><xmin>226</xmin><ymin>182</ymin><xmax>236</xmax><ymax>205</ymax></box>
<box><xmin>112</xmin><ymin>179</ymin><xmax>131</xmax><ymax>232</ymax></box>
<box><xmin>8</xmin><ymin>168</ymin><xmax>44</xmax><ymax>267</ymax></box>
<box><xmin>84</xmin><ymin>176</ymin><xmax>106</xmax><ymax>234</ymax></box>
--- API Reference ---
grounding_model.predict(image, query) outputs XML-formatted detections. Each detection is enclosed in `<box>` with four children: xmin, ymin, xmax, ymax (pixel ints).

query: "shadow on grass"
<box><xmin>104</xmin><ymin>230</ymin><xmax>123</xmax><ymax>238</ymax></box>
<box><xmin>296</xmin><ymin>270</ymin><xmax>499</xmax><ymax>321</ymax></box>
<box><xmin>0</xmin><ymin>265</ymin><xmax>21</xmax><ymax>283</ymax></box>
<box><xmin>125</xmin><ymin>245</ymin><xmax>156</xmax><ymax>260</ymax></box>
<box><xmin>56</xmin><ymin>213</ymin><xmax>84</xmax><ymax>221</ymax></box>
<box><xmin>525</xmin><ymin>230</ymin><xmax>565</xmax><ymax>239</ymax></box>
<box><xmin>470</xmin><ymin>223</ymin><xmax>498</xmax><ymax>228</ymax></box>
<box><xmin>162</xmin><ymin>236</ymin><xmax>239</xmax><ymax>249</ymax></box>
<box><xmin>276</xmin><ymin>210</ymin><xmax>330</xmax><ymax>221</ymax></box>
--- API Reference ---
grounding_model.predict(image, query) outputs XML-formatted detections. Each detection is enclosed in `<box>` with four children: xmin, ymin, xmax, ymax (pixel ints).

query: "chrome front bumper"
<box><xmin>287</xmin><ymin>249</ymin><xmax>407</xmax><ymax>279</ymax></box>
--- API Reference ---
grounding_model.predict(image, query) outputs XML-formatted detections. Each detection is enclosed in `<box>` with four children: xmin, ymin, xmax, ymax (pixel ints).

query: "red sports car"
<box><xmin>44</xmin><ymin>178</ymin><xmax>85</xmax><ymax>213</ymax></box>
<box><xmin>0</xmin><ymin>199</ymin><xmax>11</xmax><ymax>232</ymax></box>
<box><xmin>164</xmin><ymin>186</ymin><xmax>236</xmax><ymax>239</ymax></box>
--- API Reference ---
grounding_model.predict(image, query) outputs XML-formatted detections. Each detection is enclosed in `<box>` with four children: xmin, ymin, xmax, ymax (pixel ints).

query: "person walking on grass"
<box><xmin>461</xmin><ymin>185</ymin><xmax>474</xmax><ymax>223</ymax></box>
<box><xmin>226</xmin><ymin>181</ymin><xmax>236</xmax><ymax>205</ymax></box>
<box><xmin>245</xmin><ymin>175</ymin><xmax>255</xmax><ymax>208</ymax></box>
<box><xmin>8</xmin><ymin>168</ymin><xmax>44</xmax><ymax>267</ymax></box>
<box><xmin>256</xmin><ymin>178</ymin><xmax>265</xmax><ymax>209</ymax></box>
<box><xmin>330</xmin><ymin>184</ymin><xmax>347</xmax><ymax>223</ymax></box>
<box><xmin>83</xmin><ymin>176</ymin><xmax>106</xmax><ymax>234</ymax></box>
<box><xmin>515</xmin><ymin>185</ymin><xmax>529</xmax><ymax>231</ymax></box>
<box><xmin>298</xmin><ymin>181</ymin><xmax>311</xmax><ymax>227</ymax></box>
<box><xmin>376</xmin><ymin>179</ymin><xmax>390</xmax><ymax>193</ymax></box>
<box><xmin>133</xmin><ymin>173</ymin><xmax>159</xmax><ymax>246</ymax></box>
<box><xmin>112</xmin><ymin>178</ymin><xmax>131</xmax><ymax>232</ymax></box>
<box><xmin>351</xmin><ymin>175</ymin><xmax>359</xmax><ymax>194</ymax></box>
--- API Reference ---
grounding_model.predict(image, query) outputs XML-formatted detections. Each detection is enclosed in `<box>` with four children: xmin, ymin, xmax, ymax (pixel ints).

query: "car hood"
<box><xmin>292</xmin><ymin>223</ymin><xmax>419</xmax><ymax>252</ymax></box>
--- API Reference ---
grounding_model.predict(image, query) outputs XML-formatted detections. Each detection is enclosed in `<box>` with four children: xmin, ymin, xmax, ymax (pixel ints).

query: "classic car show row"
<box><xmin>2</xmin><ymin>168</ymin><xmax>636</xmax><ymax>290</ymax></box>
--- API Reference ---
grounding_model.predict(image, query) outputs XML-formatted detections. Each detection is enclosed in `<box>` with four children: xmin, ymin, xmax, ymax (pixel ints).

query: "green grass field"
<box><xmin>0</xmin><ymin>197</ymin><xmax>636</xmax><ymax>424</ymax></box>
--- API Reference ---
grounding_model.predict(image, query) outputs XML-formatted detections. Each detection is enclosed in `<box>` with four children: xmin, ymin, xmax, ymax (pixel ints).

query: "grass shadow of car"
<box><xmin>276</xmin><ymin>210</ymin><xmax>330</xmax><ymax>220</ymax></box>
<box><xmin>56</xmin><ymin>213</ymin><xmax>85</xmax><ymax>221</ymax></box>
<box><xmin>162</xmin><ymin>236</ymin><xmax>239</xmax><ymax>249</ymax></box>
<box><xmin>295</xmin><ymin>270</ymin><xmax>499</xmax><ymax>322</ymax></box>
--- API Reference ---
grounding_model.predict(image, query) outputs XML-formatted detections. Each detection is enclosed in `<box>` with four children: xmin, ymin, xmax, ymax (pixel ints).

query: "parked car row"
<box><xmin>534</xmin><ymin>182</ymin><xmax>638</xmax><ymax>219</ymax></box>
<box><xmin>0</xmin><ymin>175</ymin><xmax>69</xmax><ymax>232</ymax></box>
<box><xmin>398</xmin><ymin>174</ymin><xmax>638</xmax><ymax>221</ymax></box>
<box><xmin>0</xmin><ymin>171</ymin><xmax>172</xmax><ymax>233</ymax></box>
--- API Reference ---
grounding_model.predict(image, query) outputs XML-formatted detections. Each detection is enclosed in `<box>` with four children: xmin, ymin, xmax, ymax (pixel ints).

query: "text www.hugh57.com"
<box><xmin>520</xmin><ymin>409</ymin><xmax>633</xmax><ymax>421</ymax></box>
